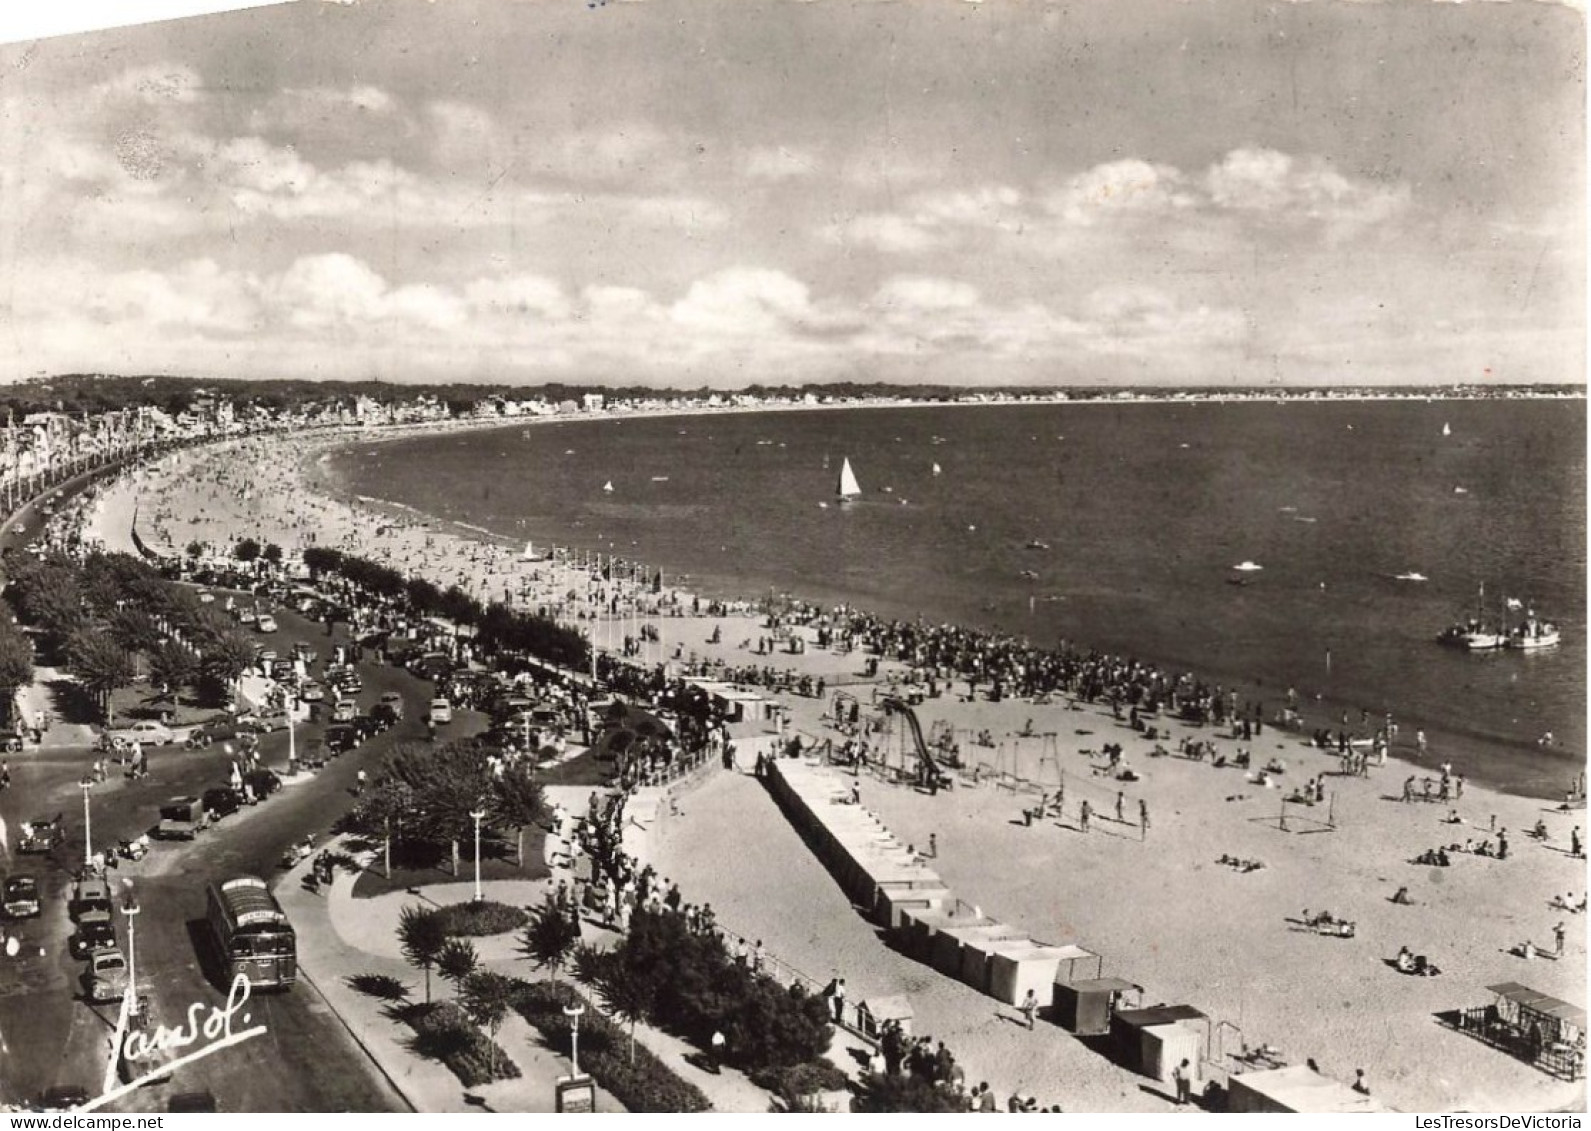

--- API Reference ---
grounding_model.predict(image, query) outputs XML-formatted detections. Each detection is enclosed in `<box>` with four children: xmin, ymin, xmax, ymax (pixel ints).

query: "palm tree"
<box><xmin>460</xmin><ymin>970</ymin><xmax>516</xmax><ymax>1078</ymax></box>
<box><xmin>67</xmin><ymin>630</ymin><xmax>133</xmax><ymax>723</ymax></box>
<box><xmin>518</xmin><ymin>894</ymin><xmax>580</xmax><ymax>985</ymax></box>
<box><xmin>437</xmin><ymin>937</ymin><xmax>479</xmax><ymax>1002</ymax></box>
<box><xmin>397</xmin><ymin>905</ymin><xmax>448</xmax><ymax>1004</ymax></box>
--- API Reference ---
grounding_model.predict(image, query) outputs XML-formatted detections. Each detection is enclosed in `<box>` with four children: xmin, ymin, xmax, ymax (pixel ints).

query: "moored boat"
<box><xmin>837</xmin><ymin>457</ymin><xmax>862</xmax><ymax>503</ymax></box>
<box><xmin>1507</xmin><ymin>616</ymin><xmax>1561</xmax><ymax>650</ymax></box>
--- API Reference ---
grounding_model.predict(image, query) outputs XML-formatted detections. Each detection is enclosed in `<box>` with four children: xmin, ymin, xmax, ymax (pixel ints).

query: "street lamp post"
<box><xmin>79</xmin><ymin>775</ymin><xmax>95</xmax><ymax>867</ymax></box>
<box><xmin>562</xmin><ymin>1003</ymin><xmax>586</xmax><ymax>1076</ymax></box>
<box><xmin>469</xmin><ymin>808</ymin><xmax>487</xmax><ymax>903</ymax></box>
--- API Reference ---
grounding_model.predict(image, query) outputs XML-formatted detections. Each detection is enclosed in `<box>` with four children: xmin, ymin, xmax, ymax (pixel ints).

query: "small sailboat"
<box><xmin>1443</xmin><ymin>422</ymin><xmax>1452</xmax><ymax>437</ymax></box>
<box><xmin>1439</xmin><ymin>583</ymin><xmax>1506</xmax><ymax>650</ymax></box>
<box><xmin>837</xmin><ymin>457</ymin><xmax>862</xmax><ymax>503</ymax></box>
<box><xmin>1232</xmin><ymin>561</ymin><xmax>1263</xmax><ymax>572</ymax></box>
<box><xmin>602</xmin><ymin>480</ymin><xmax>614</xmax><ymax>493</ymax></box>
<box><xmin>523</xmin><ymin>541</ymin><xmax>550</xmax><ymax>562</ymax></box>
<box><xmin>1395</xmin><ymin>572</ymin><xmax>1428</xmax><ymax>582</ymax></box>
<box><xmin>932</xmin><ymin>462</ymin><xmax>942</xmax><ymax>476</ymax></box>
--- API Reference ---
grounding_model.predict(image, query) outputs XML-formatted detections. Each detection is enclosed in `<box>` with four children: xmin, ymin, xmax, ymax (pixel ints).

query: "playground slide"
<box><xmin>881</xmin><ymin>696</ymin><xmax>951</xmax><ymax>785</ymax></box>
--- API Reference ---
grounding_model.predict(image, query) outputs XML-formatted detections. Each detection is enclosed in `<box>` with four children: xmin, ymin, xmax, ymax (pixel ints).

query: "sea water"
<box><xmin>325</xmin><ymin>398</ymin><xmax>1586</xmax><ymax>799</ymax></box>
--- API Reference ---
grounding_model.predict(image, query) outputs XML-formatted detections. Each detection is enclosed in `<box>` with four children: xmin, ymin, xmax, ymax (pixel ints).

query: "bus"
<box><xmin>205</xmin><ymin>876</ymin><xmax>296</xmax><ymax>990</ymax></box>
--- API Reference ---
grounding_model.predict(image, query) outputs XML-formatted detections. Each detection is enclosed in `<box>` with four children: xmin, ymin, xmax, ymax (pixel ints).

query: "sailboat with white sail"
<box><xmin>836</xmin><ymin>457</ymin><xmax>862</xmax><ymax>503</ymax></box>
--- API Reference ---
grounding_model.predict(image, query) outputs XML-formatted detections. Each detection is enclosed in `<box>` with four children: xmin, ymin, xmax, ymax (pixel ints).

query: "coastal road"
<box><xmin>0</xmin><ymin>605</ymin><xmax>450</xmax><ymax>1111</ymax></box>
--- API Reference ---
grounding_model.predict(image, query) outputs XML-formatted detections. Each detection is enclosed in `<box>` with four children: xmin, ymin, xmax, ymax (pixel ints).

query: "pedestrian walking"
<box><xmin>709</xmin><ymin>1029</ymin><xmax>726</xmax><ymax>1074</ymax></box>
<box><xmin>1078</xmin><ymin>800</ymin><xmax>1091</xmax><ymax>834</ymax></box>
<box><xmin>1139</xmin><ymin>799</ymin><xmax>1150</xmax><ymax>835</ymax></box>
<box><xmin>1115</xmin><ymin>791</ymin><xmax>1124</xmax><ymax>822</ymax></box>
<box><xmin>1554</xmin><ymin>921</ymin><xmax>1567</xmax><ymax>956</ymax></box>
<box><xmin>928</xmin><ymin>832</ymin><xmax>937</xmax><ymax>858</ymax></box>
<box><xmin>831</xmin><ymin>977</ymin><xmax>847</xmax><ymax>1024</ymax></box>
<box><xmin>1572</xmin><ymin>826</ymin><xmax>1583</xmax><ymax>859</ymax></box>
<box><xmin>1020</xmin><ymin>988</ymin><xmax>1038</xmax><ymax>1029</ymax></box>
<box><xmin>1172</xmin><ymin>1058</ymin><xmax>1192</xmax><ymax>1105</ymax></box>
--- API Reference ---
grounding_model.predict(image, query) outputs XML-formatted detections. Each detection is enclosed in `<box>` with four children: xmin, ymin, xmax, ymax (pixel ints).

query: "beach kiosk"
<box><xmin>1453</xmin><ymin>983</ymin><xmax>1586</xmax><ymax>1081</ymax></box>
<box><xmin>855</xmin><ymin>995</ymin><xmax>914</xmax><ymax>1042</ymax></box>
<box><xmin>1110</xmin><ymin>1005</ymin><xmax>1210</xmax><ymax>1085</ymax></box>
<box><xmin>874</xmin><ymin>884</ymin><xmax>952</xmax><ymax>930</ymax></box>
<box><xmin>1225</xmin><ymin>1065</ymin><xmax>1391</xmax><ymax>1113</ymax></box>
<box><xmin>932</xmin><ymin>922</ymin><xmax>1022</xmax><ymax>977</ymax></box>
<box><xmin>1052</xmin><ymin>976</ymin><xmax>1142</xmax><ymax>1035</ymax></box>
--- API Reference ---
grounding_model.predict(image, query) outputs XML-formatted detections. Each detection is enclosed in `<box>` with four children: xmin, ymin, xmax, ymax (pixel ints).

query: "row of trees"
<box><xmin>300</xmin><ymin>546</ymin><xmax>589</xmax><ymax>670</ymax></box>
<box><xmin>348</xmin><ymin>736</ymin><xmax>547</xmax><ymax>877</ymax></box>
<box><xmin>5</xmin><ymin>549</ymin><xmax>259</xmax><ymax>719</ymax></box>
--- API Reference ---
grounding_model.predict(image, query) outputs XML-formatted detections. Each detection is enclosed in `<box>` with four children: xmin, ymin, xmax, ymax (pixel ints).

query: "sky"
<box><xmin>0</xmin><ymin>0</ymin><xmax>1582</xmax><ymax>389</ymax></box>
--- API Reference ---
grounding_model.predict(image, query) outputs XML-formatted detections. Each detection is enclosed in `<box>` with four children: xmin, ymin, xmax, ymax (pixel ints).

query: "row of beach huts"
<box><xmin>764</xmin><ymin>756</ymin><xmax>1392</xmax><ymax>1113</ymax></box>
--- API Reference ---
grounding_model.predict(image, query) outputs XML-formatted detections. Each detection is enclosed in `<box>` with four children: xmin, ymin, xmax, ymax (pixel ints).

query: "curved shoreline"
<box><xmin>309</xmin><ymin>409</ymin><xmax>1581</xmax><ymax>804</ymax></box>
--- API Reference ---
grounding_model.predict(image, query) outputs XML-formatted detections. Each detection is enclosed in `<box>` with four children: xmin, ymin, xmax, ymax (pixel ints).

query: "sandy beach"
<box><xmin>75</xmin><ymin>428</ymin><xmax>1587</xmax><ymax>1113</ymax></box>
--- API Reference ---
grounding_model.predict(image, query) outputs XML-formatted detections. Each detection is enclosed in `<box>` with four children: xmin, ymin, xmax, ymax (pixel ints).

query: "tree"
<box><xmin>67</xmin><ymin>630</ymin><xmax>134</xmax><ymax>722</ymax></box>
<box><xmin>596</xmin><ymin>957</ymin><xmax>658</xmax><ymax>1064</ymax></box>
<box><xmin>851</xmin><ymin>1072</ymin><xmax>969</xmax><ymax>1113</ymax></box>
<box><xmin>460</xmin><ymin>971</ymin><xmax>516</xmax><ymax>1077</ymax></box>
<box><xmin>107</xmin><ymin>606</ymin><xmax>163</xmax><ymax>655</ymax></box>
<box><xmin>437</xmin><ymin>937</ymin><xmax>479</xmax><ymax>1002</ymax></box>
<box><xmin>262</xmin><ymin>543</ymin><xmax>283</xmax><ymax>565</ymax></box>
<box><xmin>491</xmin><ymin>762</ymin><xmax>546</xmax><ymax>868</ymax></box>
<box><xmin>234</xmin><ymin>538</ymin><xmax>262</xmax><ymax>563</ymax></box>
<box><xmin>519</xmin><ymin>894</ymin><xmax>581</xmax><ymax>985</ymax></box>
<box><xmin>0</xmin><ymin>627</ymin><xmax>33</xmax><ymax>725</ymax></box>
<box><xmin>398</xmin><ymin>905</ymin><xmax>448</xmax><ymax>1004</ymax></box>
<box><xmin>186</xmin><ymin>541</ymin><xmax>204</xmax><ymax>559</ymax></box>
<box><xmin>200</xmin><ymin>629</ymin><xmax>257</xmax><ymax>704</ymax></box>
<box><xmin>148</xmin><ymin>640</ymin><xmax>199</xmax><ymax>697</ymax></box>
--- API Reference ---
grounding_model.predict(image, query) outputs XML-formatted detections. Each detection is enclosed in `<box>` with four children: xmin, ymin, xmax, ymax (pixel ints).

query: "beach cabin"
<box><xmin>1225</xmin><ymin>1065</ymin><xmax>1392</xmax><ymax>1113</ymax></box>
<box><xmin>928</xmin><ymin>921</ymin><xmax>1003</xmax><ymax>976</ymax></box>
<box><xmin>1111</xmin><ymin>1005</ymin><xmax>1210</xmax><ymax>1085</ymax></box>
<box><xmin>938</xmin><ymin>924</ymin><xmax>1026</xmax><ymax>981</ymax></box>
<box><xmin>1052</xmin><ymin>976</ymin><xmax>1142</xmax><ymax>1036</ymax></box>
<box><xmin>961</xmin><ymin>935</ymin><xmax>1039</xmax><ymax>994</ymax></box>
<box><xmin>896</xmin><ymin>906</ymin><xmax>966</xmax><ymax>962</ymax></box>
<box><xmin>986</xmin><ymin>944</ymin><xmax>1096</xmax><ymax>1008</ymax></box>
<box><xmin>874</xmin><ymin>884</ymin><xmax>952</xmax><ymax>930</ymax></box>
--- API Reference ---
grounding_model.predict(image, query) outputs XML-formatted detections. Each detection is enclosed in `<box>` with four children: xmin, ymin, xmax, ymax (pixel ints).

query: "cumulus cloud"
<box><xmin>1045</xmin><ymin>159</ymin><xmax>1195</xmax><ymax>224</ymax></box>
<box><xmin>1205</xmin><ymin>147</ymin><xmax>1409</xmax><ymax>225</ymax></box>
<box><xmin>872</xmin><ymin>276</ymin><xmax>982</xmax><ymax>312</ymax></box>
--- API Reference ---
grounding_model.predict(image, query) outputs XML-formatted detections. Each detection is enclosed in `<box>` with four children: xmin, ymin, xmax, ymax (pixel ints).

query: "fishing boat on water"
<box><xmin>836</xmin><ymin>457</ymin><xmax>862</xmax><ymax>503</ymax></box>
<box><xmin>1439</xmin><ymin>584</ymin><xmax>1506</xmax><ymax>651</ymax></box>
<box><xmin>1507</xmin><ymin>614</ymin><xmax>1561</xmax><ymax>650</ymax></box>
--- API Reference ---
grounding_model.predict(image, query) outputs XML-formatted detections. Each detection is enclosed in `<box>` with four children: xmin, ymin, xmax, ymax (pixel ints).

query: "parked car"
<box><xmin>236</xmin><ymin>608</ymin><xmax>258</xmax><ymax>625</ymax></box>
<box><xmin>201</xmin><ymin>787</ymin><xmax>243</xmax><ymax>820</ymax></box>
<box><xmin>69</xmin><ymin>875</ymin><xmax>113</xmax><ymax>920</ymax></box>
<box><xmin>298</xmin><ymin>680</ymin><xmax>326</xmax><ymax>703</ymax></box>
<box><xmin>153</xmin><ymin>797</ymin><xmax>206</xmax><ymax>841</ymax></box>
<box><xmin>323</xmin><ymin>724</ymin><xmax>361</xmax><ymax>754</ymax></box>
<box><xmin>292</xmin><ymin>641</ymin><xmax>319</xmax><ymax>665</ymax></box>
<box><xmin>239</xmin><ymin>711</ymin><xmax>289</xmax><ymax>734</ymax></box>
<box><xmin>107</xmin><ymin>720</ymin><xmax>176</xmax><ymax>747</ymax></box>
<box><xmin>375</xmin><ymin>691</ymin><xmax>405</xmax><ymax>723</ymax></box>
<box><xmin>18</xmin><ymin>815</ymin><xmax>64</xmax><ymax>854</ymax></box>
<box><xmin>332</xmin><ymin>699</ymin><xmax>359</xmax><ymax>724</ymax></box>
<box><xmin>185</xmin><ymin>718</ymin><xmax>246</xmax><ymax>749</ymax></box>
<box><xmin>256</xmin><ymin>615</ymin><xmax>278</xmax><ymax>633</ymax></box>
<box><xmin>3</xmin><ymin>875</ymin><xmax>41</xmax><ymax>918</ymax></box>
<box><xmin>34</xmin><ymin>1086</ymin><xmax>91</xmax><ymax>1112</ymax></box>
<box><xmin>70</xmin><ymin>910</ymin><xmax>116</xmax><ymax>958</ymax></box>
<box><xmin>83</xmin><ymin>948</ymin><xmax>129</xmax><ymax>1004</ymax></box>
<box><xmin>428</xmin><ymin>698</ymin><xmax>453</xmax><ymax>726</ymax></box>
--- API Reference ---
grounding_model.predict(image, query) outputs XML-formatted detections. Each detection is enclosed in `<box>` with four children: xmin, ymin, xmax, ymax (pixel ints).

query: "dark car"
<box><xmin>34</xmin><ymin>1085</ymin><xmax>90</xmax><ymax>1112</ymax></box>
<box><xmin>185</xmin><ymin>718</ymin><xmax>246</xmax><ymax>749</ymax></box>
<box><xmin>202</xmin><ymin>787</ymin><xmax>244</xmax><ymax>820</ymax></box>
<box><xmin>323</xmin><ymin>724</ymin><xmax>361</xmax><ymax>754</ymax></box>
<box><xmin>70</xmin><ymin>910</ymin><xmax>116</xmax><ymax>958</ymax></box>
<box><xmin>3</xmin><ymin>875</ymin><xmax>41</xmax><ymax>918</ymax></box>
<box><xmin>18</xmin><ymin>814</ymin><xmax>64</xmax><ymax>854</ymax></box>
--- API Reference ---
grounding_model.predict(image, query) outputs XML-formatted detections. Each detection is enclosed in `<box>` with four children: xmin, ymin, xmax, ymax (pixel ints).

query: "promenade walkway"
<box><xmin>278</xmin><ymin>814</ymin><xmax>778</xmax><ymax>1113</ymax></box>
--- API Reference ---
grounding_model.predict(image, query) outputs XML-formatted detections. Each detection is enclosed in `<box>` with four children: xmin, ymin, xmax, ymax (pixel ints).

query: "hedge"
<box><xmin>404</xmin><ymin>1000</ymin><xmax>521</xmax><ymax>1087</ymax></box>
<box><xmin>431</xmin><ymin>900</ymin><xmax>529</xmax><ymax>938</ymax></box>
<box><xmin>512</xmin><ymin>980</ymin><xmax>711</xmax><ymax>1113</ymax></box>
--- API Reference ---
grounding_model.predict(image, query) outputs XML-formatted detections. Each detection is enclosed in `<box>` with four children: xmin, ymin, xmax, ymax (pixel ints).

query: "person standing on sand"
<box><xmin>1079</xmin><ymin>800</ymin><xmax>1091</xmax><ymax>834</ymax></box>
<box><xmin>1140</xmin><ymin>799</ymin><xmax>1150</xmax><ymax>835</ymax></box>
<box><xmin>1115</xmin><ymin>792</ymin><xmax>1124</xmax><ymax>822</ymax></box>
<box><xmin>1021</xmin><ymin>988</ymin><xmax>1039</xmax><ymax>1029</ymax></box>
<box><xmin>1554</xmin><ymin>921</ymin><xmax>1566</xmax><ymax>956</ymax></box>
<box><xmin>1172</xmin><ymin>1058</ymin><xmax>1192</xmax><ymax>1105</ymax></box>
